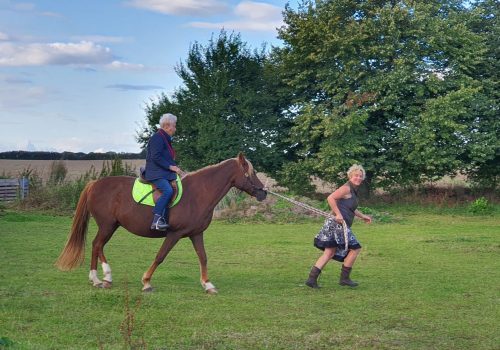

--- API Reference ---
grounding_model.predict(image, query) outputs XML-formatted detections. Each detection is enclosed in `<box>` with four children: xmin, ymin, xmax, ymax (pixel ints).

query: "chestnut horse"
<box><xmin>55</xmin><ymin>153</ymin><xmax>267</xmax><ymax>293</ymax></box>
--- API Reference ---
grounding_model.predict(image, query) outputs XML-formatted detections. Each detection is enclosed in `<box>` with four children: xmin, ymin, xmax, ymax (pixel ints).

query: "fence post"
<box><xmin>19</xmin><ymin>177</ymin><xmax>29</xmax><ymax>200</ymax></box>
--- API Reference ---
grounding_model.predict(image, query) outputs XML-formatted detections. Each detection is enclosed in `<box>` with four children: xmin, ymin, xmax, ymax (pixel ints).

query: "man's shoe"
<box><xmin>151</xmin><ymin>214</ymin><xmax>169</xmax><ymax>231</ymax></box>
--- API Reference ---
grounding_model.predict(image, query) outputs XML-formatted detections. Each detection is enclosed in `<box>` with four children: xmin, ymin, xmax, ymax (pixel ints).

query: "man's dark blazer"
<box><xmin>144</xmin><ymin>129</ymin><xmax>177</xmax><ymax>181</ymax></box>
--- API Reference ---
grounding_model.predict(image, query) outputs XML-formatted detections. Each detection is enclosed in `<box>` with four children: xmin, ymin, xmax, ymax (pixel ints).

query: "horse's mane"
<box><xmin>183</xmin><ymin>158</ymin><xmax>236</xmax><ymax>180</ymax></box>
<box><xmin>182</xmin><ymin>156</ymin><xmax>254</xmax><ymax>180</ymax></box>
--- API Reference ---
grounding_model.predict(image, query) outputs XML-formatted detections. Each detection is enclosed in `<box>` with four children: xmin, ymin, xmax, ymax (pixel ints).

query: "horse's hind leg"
<box><xmin>89</xmin><ymin>223</ymin><xmax>118</xmax><ymax>288</ymax></box>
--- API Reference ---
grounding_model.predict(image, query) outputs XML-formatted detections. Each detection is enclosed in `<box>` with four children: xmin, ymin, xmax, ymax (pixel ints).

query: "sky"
<box><xmin>0</xmin><ymin>0</ymin><xmax>298</xmax><ymax>153</ymax></box>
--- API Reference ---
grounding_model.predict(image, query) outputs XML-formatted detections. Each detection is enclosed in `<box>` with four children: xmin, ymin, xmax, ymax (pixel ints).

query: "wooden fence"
<box><xmin>0</xmin><ymin>178</ymin><xmax>29</xmax><ymax>202</ymax></box>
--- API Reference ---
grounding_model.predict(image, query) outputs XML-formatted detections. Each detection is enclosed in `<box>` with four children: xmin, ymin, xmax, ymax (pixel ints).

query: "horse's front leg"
<box><xmin>142</xmin><ymin>234</ymin><xmax>180</xmax><ymax>292</ymax></box>
<box><xmin>190</xmin><ymin>233</ymin><xmax>217</xmax><ymax>294</ymax></box>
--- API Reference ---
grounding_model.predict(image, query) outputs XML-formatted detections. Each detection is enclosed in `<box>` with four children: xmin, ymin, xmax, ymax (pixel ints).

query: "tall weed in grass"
<box><xmin>118</xmin><ymin>281</ymin><xmax>146</xmax><ymax>350</ymax></box>
<box><xmin>47</xmin><ymin>160</ymin><xmax>68</xmax><ymax>185</ymax></box>
<box><xmin>17</xmin><ymin>165</ymin><xmax>43</xmax><ymax>190</ymax></box>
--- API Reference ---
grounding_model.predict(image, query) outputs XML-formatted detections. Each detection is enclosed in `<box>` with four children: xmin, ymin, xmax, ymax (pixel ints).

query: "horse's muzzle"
<box><xmin>255</xmin><ymin>189</ymin><xmax>267</xmax><ymax>202</ymax></box>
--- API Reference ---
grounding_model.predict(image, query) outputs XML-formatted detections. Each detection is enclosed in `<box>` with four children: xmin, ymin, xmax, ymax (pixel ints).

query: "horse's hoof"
<box><xmin>142</xmin><ymin>286</ymin><xmax>154</xmax><ymax>293</ymax></box>
<box><xmin>102</xmin><ymin>280</ymin><xmax>112</xmax><ymax>289</ymax></box>
<box><xmin>92</xmin><ymin>282</ymin><xmax>104</xmax><ymax>288</ymax></box>
<box><xmin>206</xmin><ymin>288</ymin><xmax>218</xmax><ymax>295</ymax></box>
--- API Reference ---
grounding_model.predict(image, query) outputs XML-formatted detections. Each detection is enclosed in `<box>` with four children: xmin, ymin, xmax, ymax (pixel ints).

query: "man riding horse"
<box><xmin>144</xmin><ymin>113</ymin><xmax>184</xmax><ymax>231</ymax></box>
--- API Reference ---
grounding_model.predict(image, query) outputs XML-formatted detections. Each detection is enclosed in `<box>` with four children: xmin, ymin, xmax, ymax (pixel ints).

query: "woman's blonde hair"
<box><xmin>347</xmin><ymin>164</ymin><xmax>366</xmax><ymax>180</ymax></box>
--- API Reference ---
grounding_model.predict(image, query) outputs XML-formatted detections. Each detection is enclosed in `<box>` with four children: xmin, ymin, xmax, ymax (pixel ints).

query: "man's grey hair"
<box><xmin>159</xmin><ymin>113</ymin><xmax>177</xmax><ymax>128</ymax></box>
<box><xmin>347</xmin><ymin>164</ymin><xmax>366</xmax><ymax>180</ymax></box>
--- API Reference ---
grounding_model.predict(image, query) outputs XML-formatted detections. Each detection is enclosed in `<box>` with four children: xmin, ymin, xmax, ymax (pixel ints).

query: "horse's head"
<box><xmin>234</xmin><ymin>153</ymin><xmax>267</xmax><ymax>202</ymax></box>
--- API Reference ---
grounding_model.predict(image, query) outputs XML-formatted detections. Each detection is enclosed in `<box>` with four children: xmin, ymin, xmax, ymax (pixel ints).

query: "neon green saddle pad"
<box><xmin>132</xmin><ymin>175</ymin><xmax>183</xmax><ymax>208</ymax></box>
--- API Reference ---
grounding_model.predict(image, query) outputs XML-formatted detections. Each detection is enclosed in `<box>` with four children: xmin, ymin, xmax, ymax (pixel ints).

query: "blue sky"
<box><xmin>0</xmin><ymin>0</ymin><xmax>297</xmax><ymax>153</ymax></box>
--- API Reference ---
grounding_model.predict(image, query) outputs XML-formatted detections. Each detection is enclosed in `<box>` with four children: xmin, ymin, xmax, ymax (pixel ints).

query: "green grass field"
<box><xmin>0</xmin><ymin>207</ymin><xmax>498</xmax><ymax>349</ymax></box>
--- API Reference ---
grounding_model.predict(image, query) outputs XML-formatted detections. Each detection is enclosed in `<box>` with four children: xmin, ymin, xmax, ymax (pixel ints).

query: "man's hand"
<box><xmin>169</xmin><ymin>165</ymin><xmax>182</xmax><ymax>174</ymax></box>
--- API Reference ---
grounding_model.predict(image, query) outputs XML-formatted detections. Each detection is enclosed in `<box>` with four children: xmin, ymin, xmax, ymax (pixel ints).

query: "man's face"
<box><xmin>164</xmin><ymin>122</ymin><xmax>176</xmax><ymax>136</ymax></box>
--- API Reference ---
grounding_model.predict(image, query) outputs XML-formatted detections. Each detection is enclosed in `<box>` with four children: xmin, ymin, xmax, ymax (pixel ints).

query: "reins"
<box><xmin>265</xmin><ymin>189</ymin><xmax>349</xmax><ymax>251</ymax></box>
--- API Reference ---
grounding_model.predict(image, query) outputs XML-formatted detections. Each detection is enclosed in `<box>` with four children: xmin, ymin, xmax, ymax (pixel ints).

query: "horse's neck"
<box><xmin>189</xmin><ymin>159</ymin><xmax>236</xmax><ymax>211</ymax></box>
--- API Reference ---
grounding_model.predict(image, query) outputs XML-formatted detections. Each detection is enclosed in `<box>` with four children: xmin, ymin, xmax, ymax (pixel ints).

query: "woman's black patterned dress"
<box><xmin>313</xmin><ymin>182</ymin><xmax>362</xmax><ymax>262</ymax></box>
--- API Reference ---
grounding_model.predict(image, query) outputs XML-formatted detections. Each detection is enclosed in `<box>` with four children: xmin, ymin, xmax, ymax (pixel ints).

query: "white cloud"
<box><xmin>0</xmin><ymin>32</ymin><xmax>9</xmax><ymax>41</ymax></box>
<box><xmin>126</xmin><ymin>0</ymin><xmax>229</xmax><ymax>16</ymax></box>
<box><xmin>0</xmin><ymin>41</ymin><xmax>143</xmax><ymax>69</ymax></box>
<box><xmin>2</xmin><ymin>1</ymin><xmax>63</xmax><ymax>17</ymax></box>
<box><xmin>48</xmin><ymin>136</ymin><xmax>140</xmax><ymax>153</ymax></box>
<box><xmin>0</xmin><ymin>41</ymin><xmax>113</xmax><ymax>66</ymax></box>
<box><xmin>106</xmin><ymin>83</ymin><xmax>164</xmax><ymax>91</ymax></box>
<box><xmin>189</xmin><ymin>1</ymin><xmax>283</xmax><ymax>32</ymax></box>
<box><xmin>106</xmin><ymin>60</ymin><xmax>145</xmax><ymax>71</ymax></box>
<box><xmin>11</xmin><ymin>2</ymin><xmax>36</xmax><ymax>11</ymax></box>
<box><xmin>234</xmin><ymin>1</ymin><xmax>282</xmax><ymax>21</ymax></box>
<box><xmin>25</xmin><ymin>140</ymin><xmax>37</xmax><ymax>151</ymax></box>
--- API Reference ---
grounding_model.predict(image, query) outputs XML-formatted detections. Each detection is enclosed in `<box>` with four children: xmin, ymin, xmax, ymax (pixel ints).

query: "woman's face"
<box><xmin>349</xmin><ymin>170</ymin><xmax>364</xmax><ymax>186</ymax></box>
<box><xmin>163</xmin><ymin>122</ymin><xmax>177</xmax><ymax>136</ymax></box>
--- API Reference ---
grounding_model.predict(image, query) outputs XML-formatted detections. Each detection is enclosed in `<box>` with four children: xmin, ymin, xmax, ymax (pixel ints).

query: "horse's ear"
<box><xmin>237</xmin><ymin>152</ymin><xmax>249</xmax><ymax>171</ymax></box>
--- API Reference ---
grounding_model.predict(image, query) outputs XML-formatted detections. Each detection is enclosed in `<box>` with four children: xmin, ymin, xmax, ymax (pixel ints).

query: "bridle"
<box><xmin>242</xmin><ymin>170</ymin><xmax>266</xmax><ymax>196</ymax></box>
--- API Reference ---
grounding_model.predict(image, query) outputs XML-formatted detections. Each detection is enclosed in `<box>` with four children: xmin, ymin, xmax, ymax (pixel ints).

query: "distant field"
<box><xmin>0</xmin><ymin>159</ymin><xmax>145</xmax><ymax>181</ymax></box>
<box><xmin>0</xmin><ymin>159</ymin><xmax>288</xmax><ymax>192</ymax></box>
<box><xmin>0</xmin><ymin>159</ymin><xmax>468</xmax><ymax>194</ymax></box>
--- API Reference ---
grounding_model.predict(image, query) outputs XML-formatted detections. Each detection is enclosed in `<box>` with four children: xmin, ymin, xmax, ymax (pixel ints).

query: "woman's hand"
<box><xmin>335</xmin><ymin>214</ymin><xmax>344</xmax><ymax>224</ymax></box>
<box><xmin>362</xmin><ymin>215</ymin><xmax>372</xmax><ymax>224</ymax></box>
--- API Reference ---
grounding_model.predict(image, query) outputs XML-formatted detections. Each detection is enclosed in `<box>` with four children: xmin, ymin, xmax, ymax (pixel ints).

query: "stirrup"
<box><xmin>151</xmin><ymin>216</ymin><xmax>169</xmax><ymax>231</ymax></box>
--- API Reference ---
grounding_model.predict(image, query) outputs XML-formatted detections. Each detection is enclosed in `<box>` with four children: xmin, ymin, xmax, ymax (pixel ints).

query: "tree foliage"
<box><xmin>137</xmin><ymin>31</ymin><xmax>293</xmax><ymax>174</ymax></box>
<box><xmin>137</xmin><ymin>2</ymin><xmax>498</xmax><ymax>193</ymax></box>
<box><xmin>276</xmin><ymin>0</ymin><xmax>498</xmax><ymax>192</ymax></box>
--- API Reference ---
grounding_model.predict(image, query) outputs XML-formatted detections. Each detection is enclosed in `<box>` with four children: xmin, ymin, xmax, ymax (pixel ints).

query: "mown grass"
<box><xmin>0</xmin><ymin>207</ymin><xmax>498</xmax><ymax>349</ymax></box>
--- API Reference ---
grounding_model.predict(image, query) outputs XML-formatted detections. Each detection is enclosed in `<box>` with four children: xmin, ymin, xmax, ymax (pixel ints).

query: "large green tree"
<box><xmin>276</xmin><ymin>0</ymin><xmax>498</xmax><ymax>193</ymax></box>
<box><xmin>464</xmin><ymin>0</ymin><xmax>499</xmax><ymax>188</ymax></box>
<box><xmin>137</xmin><ymin>31</ymin><xmax>292</xmax><ymax>174</ymax></box>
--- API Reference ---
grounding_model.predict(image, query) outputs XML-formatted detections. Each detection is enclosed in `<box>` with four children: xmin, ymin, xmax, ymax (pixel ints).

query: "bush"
<box><xmin>468</xmin><ymin>197</ymin><xmax>494</xmax><ymax>215</ymax></box>
<box><xmin>17</xmin><ymin>166</ymin><xmax>43</xmax><ymax>190</ymax></box>
<box><xmin>48</xmin><ymin>160</ymin><xmax>67</xmax><ymax>185</ymax></box>
<box><xmin>16</xmin><ymin>157</ymin><xmax>136</xmax><ymax>213</ymax></box>
<box><xmin>100</xmin><ymin>158</ymin><xmax>137</xmax><ymax>177</ymax></box>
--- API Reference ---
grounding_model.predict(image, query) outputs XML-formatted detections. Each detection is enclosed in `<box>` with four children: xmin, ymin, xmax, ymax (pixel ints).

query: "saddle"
<box><xmin>132</xmin><ymin>167</ymin><xmax>182</xmax><ymax>207</ymax></box>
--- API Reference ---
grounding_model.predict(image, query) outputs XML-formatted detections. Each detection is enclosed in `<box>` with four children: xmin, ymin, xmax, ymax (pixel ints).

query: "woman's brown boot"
<box><xmin>339</xmin><ymin>265</ymin><xmax>358</xmax><ymax>287</ymax></box>
<box><xmin>305</xmin><ymin>266</ymin><xmax>322</xmax><ymax>288</ymax></box>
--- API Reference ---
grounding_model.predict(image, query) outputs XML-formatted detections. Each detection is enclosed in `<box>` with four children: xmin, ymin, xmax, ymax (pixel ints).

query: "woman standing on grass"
<box><xmin>305</xmin><ymin>164</ymin><xmax>372</xmax><ymax>289</ymax></box>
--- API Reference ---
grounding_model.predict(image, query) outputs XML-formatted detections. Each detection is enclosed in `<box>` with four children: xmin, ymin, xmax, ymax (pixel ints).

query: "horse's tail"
<box><xmin>55</xmin><ymin>180</ymin><xmax>96</xmax><ymax>271</ymax></box>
